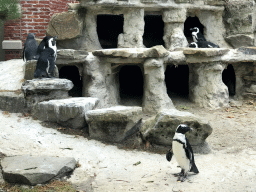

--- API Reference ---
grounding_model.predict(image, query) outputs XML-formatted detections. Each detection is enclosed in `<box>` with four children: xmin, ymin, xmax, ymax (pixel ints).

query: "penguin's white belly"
<box><xmin>172</xmin><ymin>141</ymin><xmax>190</xmax><ymax>172</ymax></box>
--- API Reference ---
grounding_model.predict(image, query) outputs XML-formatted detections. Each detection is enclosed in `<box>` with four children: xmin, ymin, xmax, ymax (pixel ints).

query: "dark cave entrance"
<box><xmin>165</xmin><ymin>65</ymin><xmax>189</xmax><ymax>99</ymax></box>
<box><xmin>59</xmin><ymin>66</ymin><xmax>83</xmax><ymax>97</ymax></box>
<box><xmin>222</xmin><ymin>64</ymin><xmax>236</xmax><ymax>96</ymax></box>
<box><xmin>97</xmin><ymin>14</ymin><xmax>124</xmax><ymax>49</ymax></box>
<box><xmin>119</xmin><ymin>65</ymin><xmax>144</xmax><ymax>106</ymax></box>
<box><xmin>143</xmin><ymin>14</ymin><xmax>165</xmax><ymax>48</ymax></box>
<box><xmin>184</xmin><ymin>16</ymin><xmax>205</xmax><ymax>43</ymax></box>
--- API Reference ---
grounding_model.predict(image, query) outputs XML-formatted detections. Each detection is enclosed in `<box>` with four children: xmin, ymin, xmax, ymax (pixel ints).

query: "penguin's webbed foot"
<box><xmin>173</xmin><ymin>169</ymin><xmax>184</xmax><ymax>177</ymax></box>
<box><xmin>177</xmin><ymin>175</ymin><xmax>187</xmax><ymax>182</ymax></box>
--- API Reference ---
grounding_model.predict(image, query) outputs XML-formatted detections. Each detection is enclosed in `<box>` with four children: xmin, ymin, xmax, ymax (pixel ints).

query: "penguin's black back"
<box><xmin>23</xmin><ymin>33</ymin><xmax>38</xmax><ymax>61</ymax></box>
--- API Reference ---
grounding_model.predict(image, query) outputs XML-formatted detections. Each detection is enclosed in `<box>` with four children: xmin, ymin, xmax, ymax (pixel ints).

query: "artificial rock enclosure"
<box><xmin>3</xmin><ymin>0</ymin><xmax>256</xmax><ymax>149</ymax></box>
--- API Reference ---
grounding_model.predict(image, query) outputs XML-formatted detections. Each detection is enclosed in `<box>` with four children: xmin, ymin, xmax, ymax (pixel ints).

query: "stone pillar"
<box><xmin>83</xmin><ymin>53</ymin><xmax>119</xmax><ymax>108</ymax></box>
<box><xmin>189</xmin><ymin>62</ymin><xmax>229</xmax><ymax>109</ymax></box>
<box><xmin>118</xmin><ymin>8</ymin><xmax>144</xmax><ymax>48</ymax></box>
<box><xmin>142</xmin><ymin>58</ymin><xmax>175</xmax><ymax>114</ymax></box>
<box><xmin>162</xmin><ymin>8</ymin><xmax>188</xmax><ymax>51</ymax></box>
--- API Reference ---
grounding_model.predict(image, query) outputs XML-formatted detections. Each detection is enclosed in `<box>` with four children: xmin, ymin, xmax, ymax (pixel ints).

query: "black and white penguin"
<box><xmin>190</xmin><ymin>27</ymin><xmax>206</xmax><ymax>42</ymax></box>
<box><xmin>23</xmin><ymin>33</ymin><xmax>38</xmax><ymax>61</ymax></box>
<box><xmin>171</xmin><ymin>124</ymin><xmax>199</xmax><ymax>182</ymax></box>
<box><xmin>189</xmin><ymin>41</ymin><xmax>220</xmax><ymax>48</ymax></box>
<box><xmin>34</xmin><ymin>36</ymin><xmax>57</xmax><ymax>78</ymax></box>
<box><xmin>34</xmin><ymin>36</ymin><xmax>57</xmax><ymax>60</ymax></box>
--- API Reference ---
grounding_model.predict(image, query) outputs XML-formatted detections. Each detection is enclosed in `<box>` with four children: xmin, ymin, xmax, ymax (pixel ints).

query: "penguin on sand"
<box><xmin>166</xmin><ymin>124</ymin><xmax>199</xmax><ymax>182</ymax></box>
<box><xmin>34</xmin><ymin>36</ymin><xmax>57</xmax><ymax>78</ymax></box>
<box><xmin>23</xmin><ymin>33</ymin><xmax>38</xmax><ymax>61</ymax></box>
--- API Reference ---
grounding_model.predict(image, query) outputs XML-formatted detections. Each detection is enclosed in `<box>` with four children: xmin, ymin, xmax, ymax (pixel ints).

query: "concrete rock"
<box><xmin>56</xmin><ymin>49</ymin><xmax>88</xmax><ymax>65</ymax></box>
<box><xmin>1</xmin><ymin>155</ymin><xmax>76</xmax><ymax>185</ymax></box>
<box><xmin>21</xmin><ymin>78</ymin><xmax>74</xmax><ymax>110</ymax></box>
<box><xmin>225</xmin><ymin>34</ymin><xmax>254</xmax><ymax>48</ymax></box>
<box><xmin>183</xmin><ymin>48</ymin><xmax>230</xmax><ymax>57</ymax></box>
<box><xmin>22</xmin><ymin>78</ymin><xmax>73</xmax><ymax>93</ymax></box>
<box><xmin>141</xmin><ymin>109</ymin><xmax>212</xmax><ymax>146</ymax></box>
<box><xmin>85</xmin><ymin>106</ymin><xmax>143</xmax><ymax>142</ymax></box>
<box><xmin>46</xmin><ymin>12</ymin><xmax>83</xmax><ymax>40</ymax></box>
<box><xmin>34</xmin><ymin>97</ymin><xmax>99</xmax><ymax>129</ymax></box>
<box><xmin>92</xmin><ymin>46</ymin><xmax>169</xmax><ymax>58</ymax></box>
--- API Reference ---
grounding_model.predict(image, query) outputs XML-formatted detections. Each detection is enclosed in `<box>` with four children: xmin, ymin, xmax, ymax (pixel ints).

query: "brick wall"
<box><xmin>4</xmin><ymin>0</ymin><xmax>79</xmax><ymax>60</ymax></box>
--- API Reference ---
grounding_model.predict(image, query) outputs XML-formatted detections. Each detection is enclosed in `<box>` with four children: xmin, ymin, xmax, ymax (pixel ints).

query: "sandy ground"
<box><xmin>0</xmin><ymin>100</ymin><xmax>256</xmax><ymax>192</ymax></box>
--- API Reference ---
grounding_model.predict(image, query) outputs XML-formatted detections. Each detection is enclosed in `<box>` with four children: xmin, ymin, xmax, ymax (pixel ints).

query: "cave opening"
<box><xmin>165</xmin><ymin>65</ymin><xmax>189</xmax><ymax>99</ymax></box>
<box><xmin>59</xmin><ymin>66</ymin><xmax>83</xmax><ymax>97</ymax></box>
<box><xmin>119</xmin><ymin>65</ymin><xmax>144</xmax><ymax>106</ymax></box>
<box><xmin>97</xmin><ymin>14</ymin><xmax>124</xmax><ymax>49</ymax></box>
<box><xmin>143</xmin><ymin>14</ymin><xmax>165</xmax><ymax>48</ymax></box>
<box><xmin>222</xmin><ymin>64</ymin><xmax>236</xmax><ymax>96</ymax></box>
<box><xmin>184</xmin><ymin>16</ymin><xmax>205</xmax><ymax>43</ymax></box>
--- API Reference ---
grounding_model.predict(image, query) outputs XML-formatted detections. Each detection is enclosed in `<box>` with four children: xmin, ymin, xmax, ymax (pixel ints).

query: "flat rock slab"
<box><xmin>85</xmin><ymin>106</ymin><xmax>143</xmax><ymax>142</ymax></box>
<box><xmin>141</xmin><ymin>109</ymin><xmax>212</xmax><ymax>146</ymax></box>
<box><xmin>1</xmin><ymin>155</ymin><xmax>76</xmax><ymax>185</ymax></box>
<box><xmin>22</xmin><ymin>78</ymin><xmax>74</xmax><ymax>94</ymax></box>
<box><xmin>92</xmin><ymin>46</ymin><xmax>169</xmax><ymax>58</ymax></box>
<box><xmin>183</xmin><ymin>48</ymin><xmax>230</xmax><ymax>57</ymax></box>
<box><xmin>34</xmin><ymin>97</ymin><xmax>99</xmax><ymax>129</ymax></box>
<box><xmin>56</xmin><ymin>49</ymin><xmax>89</xmax><ymax>64</ymax></box>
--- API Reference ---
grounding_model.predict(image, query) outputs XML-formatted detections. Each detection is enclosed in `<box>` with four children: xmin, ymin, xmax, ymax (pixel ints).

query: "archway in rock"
<box><xmin>184</xmin><ymin>16</ymin><xmax>205</xmax><ymax>43</ymax></box>
<box><xmin>97</xmin><ymin>14</ymin><xmax>124</xmax><ymax>49</ymax></box>
<box><xmin>143</xmin><ymin>14</ymin><xmax>165</xmax><ymax>48</ymax></box>
<box><xmin>119</xmin><ymin>65</ymin><xmax>144</xmax><ymax>106</ymax></box>
<box><xmin>59</xmin><ymin>66</ymin><xmax>83</xmax><ymax>97</ymax></box>
<box><xmin>222</xmin><ymin>64</ymin><xmax>236</xmax><ymax>96</ymax></box>
<box><xmin>165</xmin><ymin>65</ymin><xmax>189</xmax><ymax>99</ymax></box>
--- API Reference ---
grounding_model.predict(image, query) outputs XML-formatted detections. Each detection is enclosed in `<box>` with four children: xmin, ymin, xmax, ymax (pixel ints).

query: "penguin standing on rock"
<box><xmin>23</xmin><ymin>33</ymin><xmax>38</xmax><ymax>61</ymax></box>
<box><xmin>34</xmin><ymin>36</ymin><xmax>57</xmax><ymax>78</ymax></box>
<box><xmin>166</xmin><ymin>124</ymin><xmax>199</xmax><ymax>182</ymax></box>
<box><xmin>190</xmin><ymin>27</ymin><xmax>206</xmax><ymax>42</ymax></box>
<box><xmin>189</xmin><ymin>41</ymin><xmax>220</xmax><ymax>48</ymax></box>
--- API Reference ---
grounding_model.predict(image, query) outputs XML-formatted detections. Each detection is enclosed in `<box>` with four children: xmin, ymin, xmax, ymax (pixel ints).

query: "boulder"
<box><xmin>34</xmin><ymin>97</ymin><xmax>99</xmax><ymax>129</ymax></box>
<box><xmin>141</xmin><ymin>109</ymin><xmax>212</xmax><ymax>146</ymax></box>
<box><xmin>46</xmin><ymin>12</ymin><xmax>83</xmax><ymax>40</ymax></box>
<box><xmin>85</xmin><ymin>106</ymin><xmax>143</xmax><ymax>142</ymax></box>
<box><xmin>225</xmin><ymin>34</ymin><xmax>254</xmax><ymax>48</ymax></box>
<box><xmin>1</xmin><ymin>155</ymin><xmax>76</xmax><ymax>185</ymax></box>
<box><xmin>21</xmin><ymin>78</ymin><xmax>74</xmax><ymax>109</ymax></box>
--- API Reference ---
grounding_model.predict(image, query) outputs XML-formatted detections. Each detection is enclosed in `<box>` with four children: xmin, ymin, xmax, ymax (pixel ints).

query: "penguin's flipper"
<box><xmin>166</xmin><ymin>149</ymin><xmax>173</xmax><ymax>162</ymax></box>
<box><xmin>185</xmin><ymin>138</ymin><xmax>199</xmax><ymax>174</ymax></box>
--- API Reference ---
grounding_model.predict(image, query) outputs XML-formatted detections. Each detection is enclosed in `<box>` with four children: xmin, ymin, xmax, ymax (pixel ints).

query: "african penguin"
<box><xmin>34</xmin><ymin>36</ymin><xmax>57</xmax><ymax>78</ymax></box>
<box><xmin>189</xmin><ymin>41</ymin><xmax>220</xmax><ymax>48</ymax></box>
<box><xmin>190</xmin><ymin>27</ymin><xmax>206</xmax><ymax>42</ymax></box>
<box><xmin>171</xmin><ymin>124</ymin><xmax>199</xmax><ymax>182</ymax></box>
<box><xmin>34</xmin><ymin>36</ymin><xmax>57</xmax><ymax>60</ymax></box>
<box><xmin>23</xmin><ymin>33</ymin><xmax>38</xmax><ymax>61</ymax></box>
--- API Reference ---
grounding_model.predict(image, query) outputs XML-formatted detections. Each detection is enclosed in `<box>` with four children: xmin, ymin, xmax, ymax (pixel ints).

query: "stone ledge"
<box><xmin>183</xmin><ymin>48</ymin><xmax>230</xmax><ymax>57</ymax></box>
<box><xmin>2</xmin><ymin>40</ymin><xmax>22</xmax><ymax>50</ymax></box>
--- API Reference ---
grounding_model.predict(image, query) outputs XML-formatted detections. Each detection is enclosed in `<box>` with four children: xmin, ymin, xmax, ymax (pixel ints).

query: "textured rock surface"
<box><xmin>34</xmin><ymin>97</ymin><xmax>99</xmax><ymax>129</ymax></box>
<box><xmin>189</xmin><ymin>62</ymin><xmax>229</xmax><ymax>109</ymax></box>
<box><xmin>56</xmin><ymin>49</ymin><xmax>88</xmax><ymax>64</ymax></box>
<box><xmin>118</xmin><ymin>8</ymin><xmax>144</xmax><ymax>48</ymax></box>
<box><xmin>143</xmin><ymin>58</ymin><xmax>175</xmax><ymax>114</ymax></box>
<box><xmin>85</xmin><ymin>106</ymin><xmax>143</xmax><ymax>142</ymax></box>
<box><xmin>22</xmin><ymin>78</ymin><xmax>74</xmax><ymax>109</ymax></box>
<box><xmin>0</xmin><ymin>59</ymin><xmax>27</xmax><ymax>112</ymax></box>
<box><xmin>141</xmin><ymin>109</ymin><xmax>212</xmax><ymax>146</ymax></box>
<box><xmin>93</xmin><ymin>46</ymin><xmax>169</xmax><ymax>58</ymax></box>
<box><xmin>46</xmin><ymin>11</ymin><xmax>83</xmax><ymax>40</ymax></box>
<box><xmin>225</xmin><ymin>34</ymin><xmax>254</xmax><ymax>48</ymax></box>
<box><xmin>1</xmin><ymin>155</ymin><xmax>76</xmax><ymax>185</ymax></box>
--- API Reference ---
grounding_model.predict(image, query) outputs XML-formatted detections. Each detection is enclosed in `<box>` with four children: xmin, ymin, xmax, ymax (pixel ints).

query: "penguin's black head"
<box><xmin>190</xmin><ymin>27</ymin><xmax>199</xmax><ymax>33</ymax></box>
<box><xmin>176</xmin><ymin>124</ymin><xmax>192</xmax><ymax>134</ymax></box>
<box><xmin>27</xmin><ymin>33</ymin><xmax>35</xmax><ymax>39</ymax></box>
